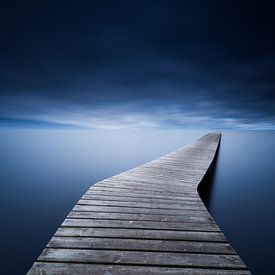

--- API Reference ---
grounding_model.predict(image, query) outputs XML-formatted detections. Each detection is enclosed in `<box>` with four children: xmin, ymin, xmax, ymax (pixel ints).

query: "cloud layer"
<box><xmin>0</xmin><ymin>1</ymin><xmax>274</xmax><ymax>129</ymax></box>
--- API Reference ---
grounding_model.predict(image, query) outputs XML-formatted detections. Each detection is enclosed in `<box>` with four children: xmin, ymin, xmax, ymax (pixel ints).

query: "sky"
<box><xmin>0</xmin><ymin>0</ymin><xmax>274</xmax><ymax>130</ymax></box>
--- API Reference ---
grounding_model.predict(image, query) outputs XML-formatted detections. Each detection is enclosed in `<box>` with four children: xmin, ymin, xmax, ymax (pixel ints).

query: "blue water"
<box><xmin>0</xmin><ymin>129</ymin><xmax>274</xmax><ymax>274</ymax></box>
<box><xmin>202</xmin><ymin>131</ymin><xmax>275</xmax><ymax>275</ymax></box>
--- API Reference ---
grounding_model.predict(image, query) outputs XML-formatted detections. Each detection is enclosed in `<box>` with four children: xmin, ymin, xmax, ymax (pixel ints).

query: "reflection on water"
<box><xmin>198</xmin><ymin>140</ymin><xmax>220</xmax><ymax>206</ymax></box>
<box><xmin>0</xmin><ymin>129</ymin><xmax>274</xmax><ymax>274</ymax></box>
<box><xmin>200</xmin><ymin>131</ymin><xmax>275</xmax><ymax>275</ymax></box>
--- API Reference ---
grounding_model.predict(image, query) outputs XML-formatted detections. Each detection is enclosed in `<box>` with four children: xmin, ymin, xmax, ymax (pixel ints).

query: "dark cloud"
<box><xmin>0</xmin><ymin>0</ymin><xmax>274</xmax><ymax>129</ymax></box>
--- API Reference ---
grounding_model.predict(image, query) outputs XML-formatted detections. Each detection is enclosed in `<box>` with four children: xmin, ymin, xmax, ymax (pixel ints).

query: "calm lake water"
<box><xmin>0</xmin><ymin>129</ymin><xmax>274</xmax><ymax>274</ymax></box>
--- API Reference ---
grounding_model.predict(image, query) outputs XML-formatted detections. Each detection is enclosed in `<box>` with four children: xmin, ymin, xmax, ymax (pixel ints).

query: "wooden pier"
<box><xmin>28</xmin><ymin>132</ymin><xmax>250</xmax><ymax>274</ymax></box>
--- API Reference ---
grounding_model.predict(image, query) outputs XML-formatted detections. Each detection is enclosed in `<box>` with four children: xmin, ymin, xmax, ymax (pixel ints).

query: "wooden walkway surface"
<box><xmin>28</xmin><ymin>132</ymin><xmax>250</xmax><ymax>274</ymax></box>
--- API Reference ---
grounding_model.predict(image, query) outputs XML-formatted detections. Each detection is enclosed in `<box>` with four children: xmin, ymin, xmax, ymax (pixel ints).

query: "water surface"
<box><xmin>201</xmin><ymin>131</ymin><xmax>275</xmax><ymax>275</ymax></box>
<box><xmin>0</xmin><ymin>129</ymin><xmax>274</xmax><ymax>274</ymax></box>
<box><xmin>0</xmin><ymin>129</ymin><xmax>203</xmax><ymax>274</ymax></box>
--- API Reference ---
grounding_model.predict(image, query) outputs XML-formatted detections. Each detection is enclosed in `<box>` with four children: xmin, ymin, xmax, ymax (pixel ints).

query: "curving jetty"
<box><xmin>28</xmin><ymin>132</ymin><xmax>250</xmax><ymax>274</ymax></box>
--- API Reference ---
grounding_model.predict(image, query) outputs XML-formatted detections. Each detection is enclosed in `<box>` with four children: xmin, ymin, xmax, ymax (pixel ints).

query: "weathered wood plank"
<box><xmin>98</xmin><ymin>176</ymin><xmax>202</xmax><ymax>186</ymax></box>
<box><xmin>91</xmin><ymin>184</ymin><xmax>198</xmax><ymax>196</ymax></box>
<box><xmin>90</xmin><ymin>186</ymin><xmax>201</xmax><ymax>199</ymax></box>
<box><xmin>55</xmin><ymin>227</ymin><xmax>228</xmax><ymax>242</ymax></box>
<box><xmin>86</xmin><ymin>188</ymin><xmax>200</xmax><ymax>199</ymax></box>
<box><xmin>48</xmin><ymin>236</ymin><xmax>236</xmax><ymax>254</ymax></box>
<box><xmin>94</xmin><ymin>181</ymin><xmax>198</xmax><ymax>193</ymax></box>
<box><xmin>84</xmin><ymin>191</ymin><xmax>201</xmax><ymax>202</ymax></box>
<box><xmin>73</xmin><ymin>204</ymin><xmax>209</xmax><ymax>216</ymax></box>
<box><xmin>38</xmin><ymin>248</ymin><xmax>247</xmax><ymax>268</ymax></box>
<box><xmin>28</xmin><ymin>262</ymin><xmax>251</xmax><ymax>275</ymax></box>
<box><xmin>61</xmin><ymin>218</ymin><xmax>219</xmax><ymax>231</ymax></box>
<box><xmin>77</xmin><ymin>198</ymin><xmax>205</xmax><ymax>210</ymax></box>
<box><xmin>68</xmin><ymin>210</ymin><xmax>214</xmax><ymax>223</ymax></box>
<box><xmin>96</xmin><ymin>179</ymin><xmax>199</xmax><ymax>190</ymax></box>
<box><xmin>95</xmin><ymin>183</ymin><xmax>199</xmax><ymax>194</ymax></box>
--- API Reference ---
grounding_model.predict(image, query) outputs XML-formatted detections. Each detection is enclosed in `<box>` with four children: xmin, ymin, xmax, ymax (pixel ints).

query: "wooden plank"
<box><xmin>68</xmin><ymin>210</ymin><xmax>214</xmax><ymax>223</ymax></box>
<box><xmin>28</xmin><ymin>262</ymin><xmax>251</xmax><ymax>275</ymax></box>
<box><xmin>90</xmin><ymin>186</ymin><xmax>199</xmax><ymax>198</ymax></box>
<box><xmin>96</xmin><ymin>179</ymin><xmax>200</xmax><ymax>189</ymax></box>
<box><xmin>77</xmin><ymin>199</ymin><xmax>205</xmax><ymax>210</ymax></box>
<box><xmin>95</xmin><ymin>178</ymin><xmax>199</xmax><ymax>187</ymax></box>
<box><xmin>55</xmin><ymin>227</ymin><xmax>228</xmax><ymax>242</ymax></box>
<box><xmin>73</xmin><ymin>205</ymin><xmax>209</xmax><ymax>216</ymax></box>
<box><xmin>48</xmin><ymin>236</ymin><xmax>237</xmax><ymax>254</ymax></box>
<box><xmin>84</xmin><ymin>190</ymin><xmax>201</xmax><ymax>201</ymax></box>
<box><xmin>93</xmin><ymin>182</ymin><xmax>198</xmax><ymax>194</ymax></box>
<box><xmin>104</xmin><ymin>175</ymin><xmax>203</xmax><ymax>184</ymax></box>
<box><xmin>37</xmin><ymin>248</ymin><xmax>247</xmax><ymax>268</ymax></box>
<box><xmin>117</xmin><ymin>171</ymin><xmax>205</xmax><ymax>180</ymax></box>
<box><xmin>61</xmin><ymin>218</ymin><xmax>219</xmax><ymax>231</ymax></box>
<box><xmin>91</xmin><ymin>185</ymin><xmax>198</xmax><ymax>196</ymax></box>
<box><xmin>95</xmin><ymin>182</ymin><xmax>200</xmax><ymax>193</ymax></box>
<box><xmin>141</xmin><ymin>163</ymin><xmax>210</xmax><ymax>171</ymax></box>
